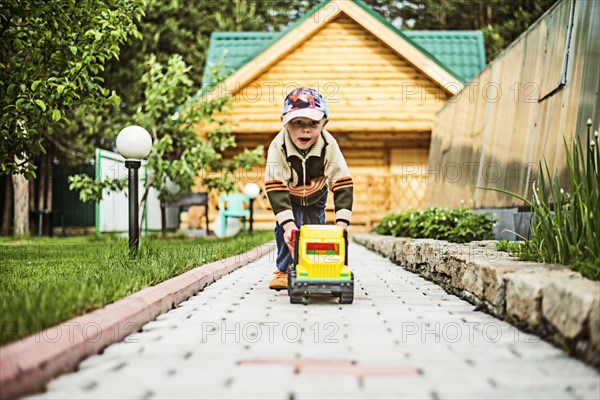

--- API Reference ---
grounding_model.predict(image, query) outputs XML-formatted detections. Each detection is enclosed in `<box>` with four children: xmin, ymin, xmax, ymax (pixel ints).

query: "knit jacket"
<box><xmin>265</xmin><ymin>129</ymin><xmax>353</xmax><ymax>227</ymax></box>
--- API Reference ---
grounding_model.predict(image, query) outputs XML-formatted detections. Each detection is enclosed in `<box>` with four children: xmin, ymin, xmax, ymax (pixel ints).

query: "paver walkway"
<box><xmin>30</xmin><ymin>243</ymin><xmax>599</xmax><ymax>399</ymax></box>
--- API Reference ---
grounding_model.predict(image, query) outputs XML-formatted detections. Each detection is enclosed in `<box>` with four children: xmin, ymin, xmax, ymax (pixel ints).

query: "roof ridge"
<box><xmin>201</xmin><ymin>0</ymin><xmax>487</xmax><ymax>90</ymax></box>
<box><xmin>349</xmin><ymin>0</ymin><xmax>462</xmax><ymax>81</ymax></box>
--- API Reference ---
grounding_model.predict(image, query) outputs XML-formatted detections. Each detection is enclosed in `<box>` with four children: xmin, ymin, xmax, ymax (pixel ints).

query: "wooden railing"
<box><xmin>360</xmin><ymin>173</ymin><xmax>426</xmax><ymax>231</ymax></box>
<box><xmin>193</xmin><ymin>173</ymin><xmax>426</xmax><ymax>231</ymax></box>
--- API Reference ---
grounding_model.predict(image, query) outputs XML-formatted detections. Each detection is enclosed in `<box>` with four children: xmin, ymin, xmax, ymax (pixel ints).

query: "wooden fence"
<box><xmin>189</xmin><ymin>172</ymin><xmax>425</xmax><ymax>232</ymax></box>
<box><xmin>424</xmin><ymin>0</ymin><xmax>599</xmax><ymax>209</ymax></box>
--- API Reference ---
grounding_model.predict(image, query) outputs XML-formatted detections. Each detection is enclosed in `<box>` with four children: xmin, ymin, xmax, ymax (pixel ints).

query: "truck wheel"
<box><xmin>287</xmin><ymin>264</ymin><xmax>295</xmax><ymax>296</ymax></box>
<box><xmin>339</xmin><ymin>293</ymin><xmax>353</xmax><ymax>304</ymax></box>
<box><xmin>290</xmin><ymin>293</ymin><xmax>304</xmax><ymax>304</ymax></box>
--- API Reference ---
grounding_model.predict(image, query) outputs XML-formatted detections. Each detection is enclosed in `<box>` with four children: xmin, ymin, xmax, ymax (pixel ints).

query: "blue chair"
<box><xmin>218</xmin><ymin>193</ymin><xmax>251</xmax><ymax>236</ymax></box>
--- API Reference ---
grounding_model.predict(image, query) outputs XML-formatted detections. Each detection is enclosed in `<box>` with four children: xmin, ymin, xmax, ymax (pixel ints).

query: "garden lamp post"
<box><xmin>116</xmin><ymin>125</ymin><xmax>152</xmax><ymax>255</ymax></box>
<box><xmin>243</xmin><ymin>183</ymin><xmax>261</xmax><ymax>235</ymax></box>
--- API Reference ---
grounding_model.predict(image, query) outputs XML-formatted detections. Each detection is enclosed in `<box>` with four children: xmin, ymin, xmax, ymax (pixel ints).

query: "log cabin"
<box><xmin>194</xmin><ymin>0</ymin><xmax>485</xmax><ymax>232</ymax></box>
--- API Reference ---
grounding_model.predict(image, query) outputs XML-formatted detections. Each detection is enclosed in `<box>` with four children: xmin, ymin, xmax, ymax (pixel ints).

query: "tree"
<box><xmin>0</xmin><ymin>0</ymin><xmax>145</xmax><ymax>176</ymax></box>
<box><xmin>70</xmin><ymin>54</ymin><xmax>265</xmax><ymax>235</ymax></box>
<box><xmin>383</xmin><ymin>0</ymin><xmax>557</xmax><ymax>62</ymax></box>
<box><xmin>0</xmin><ymin>0</ymin><xmax>145</xmax><ymax>235</ymax></box>
<box><xmin>60</xmin><ymin>1</ymin><xmax>303</xmax><ymax>234</ymax></box>
<box><xmin>102</xmin><ymin>0</ymin><xmax>318</xmax><ymax>123</ymax></box>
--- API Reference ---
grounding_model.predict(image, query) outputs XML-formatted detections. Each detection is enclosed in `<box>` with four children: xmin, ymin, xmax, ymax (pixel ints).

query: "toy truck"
<box><xmin>287</xmin><ymin>225</ymin><xmax>354</xmax><ymax>304</ymax></box>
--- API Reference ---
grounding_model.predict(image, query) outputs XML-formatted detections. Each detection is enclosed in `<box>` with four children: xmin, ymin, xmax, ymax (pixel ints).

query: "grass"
<box><xmin>496</xmin><ymin>239</ymin><xmax>600</xmax><ymax>280</ymax></box>
<box><xmin>496</xmin><ymin>239</ymin><xmax>540</xmax><ymax>261</ymax></box>
<box><xmin>0</xmin><ymin>231</ymin><xmax>273</xmax><ymax>346</ymax></box>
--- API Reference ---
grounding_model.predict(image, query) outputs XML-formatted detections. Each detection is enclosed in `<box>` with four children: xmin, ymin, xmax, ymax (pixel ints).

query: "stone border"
<box><xmin>352</xmin><ymin>233</ymin><xmax>599</xmax><ymax>369</ymax></box>
<box><xmin>0</xmin><ymin>241</ymin><xmax>275</xmax><ymax>400</ymax></box>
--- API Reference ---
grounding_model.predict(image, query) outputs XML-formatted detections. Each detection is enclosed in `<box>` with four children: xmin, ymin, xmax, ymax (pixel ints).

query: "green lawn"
<box><xmin>0</xmin><ymin>231</ymin><xmax>273</xmax><ymax>346</ymax></box>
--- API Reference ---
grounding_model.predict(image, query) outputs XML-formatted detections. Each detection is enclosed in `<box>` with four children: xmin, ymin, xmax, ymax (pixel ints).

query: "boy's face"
<box><xmin>285</xmin><ymin>117</ymin><xmax>328</xmax><ymax>150</ymax></box>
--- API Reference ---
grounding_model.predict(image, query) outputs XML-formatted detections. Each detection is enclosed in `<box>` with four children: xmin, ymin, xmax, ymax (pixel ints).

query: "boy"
<box><xmin>265</xmin><ymin>87</ymin><xmax>353</xmax><ymax>290</ymax></box>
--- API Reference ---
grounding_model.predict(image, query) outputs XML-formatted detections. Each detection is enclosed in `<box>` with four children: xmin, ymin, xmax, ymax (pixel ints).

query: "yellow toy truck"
<box><xmin>287</xmin><ymin>225</ymin><xmax>354</xmax><ymax>304</ymax></box>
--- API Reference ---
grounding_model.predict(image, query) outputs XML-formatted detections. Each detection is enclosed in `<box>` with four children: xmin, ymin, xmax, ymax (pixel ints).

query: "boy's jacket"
<box><xmin>265</xmin><ymin>129</ymin><xmax>353</xmax><ymax>227</ymax></box>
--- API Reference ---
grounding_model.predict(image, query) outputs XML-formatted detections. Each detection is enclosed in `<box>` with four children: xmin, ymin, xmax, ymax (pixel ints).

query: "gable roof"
<box><xmin>201</xmin><ymin>0</ymin><xmax>473</xmax><ymax>100</ymax></box>
<box><xmin>205</xmin><ymin>30</ymin><xmax>485</xmax><ymax>84</ymax></box>
<box><xmin>202</xmin><ymin>0</ymin><xmax>485</xmax><ymax>87</ymax></box>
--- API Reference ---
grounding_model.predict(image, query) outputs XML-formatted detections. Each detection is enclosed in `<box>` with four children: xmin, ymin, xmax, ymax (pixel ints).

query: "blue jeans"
<box><xmin>274</xmin><ymin>191</ymin><xmax>327</xmax><ymax>272</ymax></box>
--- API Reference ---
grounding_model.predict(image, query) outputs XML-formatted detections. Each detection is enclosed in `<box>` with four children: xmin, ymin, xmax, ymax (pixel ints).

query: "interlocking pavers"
<box><xmin>28</xmin><ymin>242</ymin><xmax>599</xmax><ymax>399</ymax></box>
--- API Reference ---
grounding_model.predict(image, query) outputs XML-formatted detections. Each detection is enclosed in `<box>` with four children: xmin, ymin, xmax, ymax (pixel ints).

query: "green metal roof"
<box><xmin>202</xmin><ymin>0</ymin><xmax>486</xmax><ymax>85</ymax></box>
<box><xmin>403</xmin><ymin>31</ymin><xmax>486</xmax><ymax>83</ymax></box>
<box><xmin>204</xmin><ymin>32</ymin><xmax>280</xmax><ymax>74</ymax></box>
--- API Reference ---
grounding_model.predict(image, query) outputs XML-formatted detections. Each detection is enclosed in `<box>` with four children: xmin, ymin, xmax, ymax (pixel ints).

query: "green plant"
<box><xmin>375</xmin><ymin>207</ymin><xmax>495</xmax><ymax>243</ymax></box>
<box><xmin>68</xmin><ymin>174</ymin><xmax>127</xmax><ymax>203</ymax></box>
<box><xmin>1</xmin><ymin>0</ymin><xmax>145</xmax><ymax>177</ymax></box>
<box><xmin>0</xmin><ymin>231</ymin><xmax>272</xmax><ymax>345</ymax></box>
<box><xmin>482</xmin><ymin>120</ymin><xmax>599</xmax><ymax>280</ymax></box>
<box><xmin>496</xmin><ymin>240</ymin><xmax>539</xmax><ymax>261</ymax></box>
<box><xmin>68</xmin><ymin>56</ymin><xmax>264</xmax><ymax>234</ymax></box>
<box><xmin>375</xmin><ymin>213</ymin><xmax>399</xmax><ymax>235</ymax></box>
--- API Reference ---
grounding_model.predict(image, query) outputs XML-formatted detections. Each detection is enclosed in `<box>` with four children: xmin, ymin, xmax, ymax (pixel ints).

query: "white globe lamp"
<box><xmin>116</xmin><ymin>125</ymin><xmax>152</xmax><ymax>160</ymax></box>
<box><xmin>243</xmin><ymin>182</ymin><xmax>261</xmax><ymax>200</ymax></box>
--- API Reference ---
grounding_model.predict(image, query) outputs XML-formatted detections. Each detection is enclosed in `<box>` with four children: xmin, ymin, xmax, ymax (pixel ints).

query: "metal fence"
<box><xmin>52</xmin><ymin>164</ymin><xmax>95</xmax><ymax>227</ymax></box>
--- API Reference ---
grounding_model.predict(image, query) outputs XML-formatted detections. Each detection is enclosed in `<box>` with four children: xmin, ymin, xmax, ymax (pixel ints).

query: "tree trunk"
<box><xmin>45</xmin><ymin>146</ymin><xmax>53</xmax><ymax>211</ymax></box>
<box><xmin>29</xmin><ymin>174</ymin><xmax>36</xmax><ymax>234</ymax></box>
<box><xmin>1</xmin><ymin>177</ymin><xmax>13</xmax><ymax>235</ymax></box>
<box><xmin>37</xmin><ymin>155</ymin><xmax>47</xmax><ymax>211</ymax></box>
<box><xmin>440</xmin><ymin>0</ymin><xmax>447</xmax><ymax>30</ymax></box>
<box><xmin>160</xmin><ymin>202</ymin><xmax>167</xmax><ymax>238</ymax></box>
<box><xmin>29</xmin><ymin>175</ymin><xmax>35</xmax><ymax>210</ymax></box>
<box><xmin>13</xmin><ymin>166</ymin><xmax>30</xmax><ymax>237</ymax></box>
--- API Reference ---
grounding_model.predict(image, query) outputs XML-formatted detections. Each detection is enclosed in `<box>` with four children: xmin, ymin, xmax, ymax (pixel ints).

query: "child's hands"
<box><xmin>336</xmin><ymin>221</ymin><xmax>348</xmax><ymax>229</ymax></box>
<box><xmin>283</xmin><ymin>222</ymin><xmax>298</xmax><ymax>255</ymax></box>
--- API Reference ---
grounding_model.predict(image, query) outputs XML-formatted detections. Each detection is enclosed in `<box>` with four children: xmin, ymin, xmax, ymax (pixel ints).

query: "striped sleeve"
<box><xmin>265</xmin><ymin>180</ymin><xmax>288</xmax><ymax>192</ymax></box>
<box><xmin>331</xmin><ymin>176</ymin><xmax>353</xmax><ymax>192</ymax></box>
<box><xmin>324</xmin><ymin>134</ymin><xmax>353</xmax><ymax>225</ymax></box>
<box><xmin>265</xmin><ymin>142</ymin><xmax>294</xmax><ymax>226</ymax></box>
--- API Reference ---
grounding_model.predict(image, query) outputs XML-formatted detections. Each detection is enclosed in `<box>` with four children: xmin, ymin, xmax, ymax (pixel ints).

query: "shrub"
<box><xmin>375</xmin><ymin>213</ymin><xmax>399</xmax><ymax>236</ymax></box>
<box><xmin>375</xmin><ymin>207</ymin><xmax>495</xmax><ymax>243</ymax></box>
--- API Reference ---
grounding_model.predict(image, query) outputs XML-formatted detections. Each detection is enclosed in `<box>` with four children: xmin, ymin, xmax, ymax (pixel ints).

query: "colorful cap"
<box><xmin>281</xmin><ymin>87</ymin><xmax>328</xmax><ymax>127</ymax></box>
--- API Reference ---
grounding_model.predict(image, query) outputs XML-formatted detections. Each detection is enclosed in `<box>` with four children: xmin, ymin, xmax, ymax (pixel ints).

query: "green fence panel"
<box><xmin>52</xmin><ymin>164</ymin><xmax>95</xmax><ymax>227</ymax></box>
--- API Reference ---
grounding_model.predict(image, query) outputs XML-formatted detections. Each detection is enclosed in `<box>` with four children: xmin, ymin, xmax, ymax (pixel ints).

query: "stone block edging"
<box><xmin>0</xmin><ymin>241</ymin><xmax>275</xmax><ymax>400</ymax></box>
<box><xmin>352</xmin><ymin>233</ymin><xmax>599</xmax><ymax>369</ymax></box>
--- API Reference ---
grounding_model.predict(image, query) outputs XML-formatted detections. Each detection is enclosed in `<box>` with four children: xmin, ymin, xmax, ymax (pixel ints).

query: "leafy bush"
<box><xmin>484</xmin><ymin>120</ymin><xmax>599</xmax><ymax>280</ymax></box>
<box><xmin>375</xmin><ymin>207</ymin><xmax>495</xmax><ymax>243</ymax></box>
<box><xmin>69</xmin><ymin>174</ymin><xmax>127</xmax><ymax>203</ymax></box>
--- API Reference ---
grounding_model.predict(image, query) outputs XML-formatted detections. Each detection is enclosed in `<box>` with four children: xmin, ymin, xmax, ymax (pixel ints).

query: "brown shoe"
<box><xmin>269</xmin><ymin>270</ymin><xmax>288</xmax><ymax>290</ymax></box>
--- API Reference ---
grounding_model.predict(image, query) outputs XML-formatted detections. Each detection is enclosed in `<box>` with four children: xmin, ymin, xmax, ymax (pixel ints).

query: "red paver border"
<box><xmin>0</xmin><ymin>241</ymin><xmax>275</xmax><ymax>399</ymax></box>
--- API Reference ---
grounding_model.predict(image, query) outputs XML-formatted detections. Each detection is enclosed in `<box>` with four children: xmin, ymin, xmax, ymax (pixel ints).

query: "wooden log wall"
<box><xmin>222</xmin><ymin>15</ymin><xmax>448</xmax><ymax>135</ymax></box>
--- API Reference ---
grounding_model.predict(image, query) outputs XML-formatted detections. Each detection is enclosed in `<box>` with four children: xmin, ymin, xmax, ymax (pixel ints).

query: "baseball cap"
<box><xmin>281</xmin><ymin>87</ymin><xmax>328</xmax><ymax>127</ymax></box>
